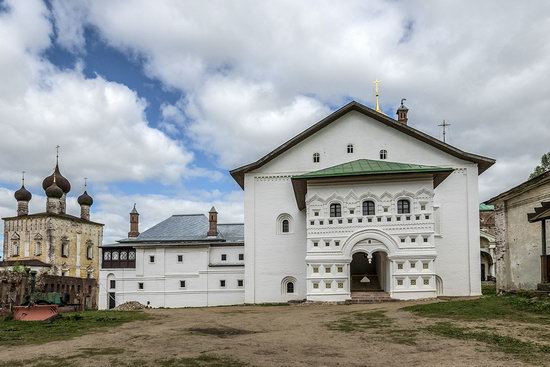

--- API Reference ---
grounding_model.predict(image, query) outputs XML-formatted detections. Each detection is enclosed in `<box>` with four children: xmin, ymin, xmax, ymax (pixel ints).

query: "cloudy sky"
<box><xmin>1</xmin><ymin>0</ymin><xmax>549</xmax><ymax>250</ymax></box>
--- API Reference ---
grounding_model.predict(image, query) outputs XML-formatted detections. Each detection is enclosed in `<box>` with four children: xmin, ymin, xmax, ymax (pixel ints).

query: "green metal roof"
<box><xmin>479</xmin><ymin>203</ymin><xmax>495</xmax><ymax>212</ymax></box>
<box><xmin>294</xmin><ymin>159</ymin><xmax>453</xmax><ymax>179</ymax></box>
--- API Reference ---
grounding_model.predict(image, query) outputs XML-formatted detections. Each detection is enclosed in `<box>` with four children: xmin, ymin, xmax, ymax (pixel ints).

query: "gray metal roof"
<box><xmin>118</xmin><ymin>214</ymin><xmax>244</xmax><ymax>244</ymax></box>
<box><xmin>218</xmin><ymin>223</ymin><xmax>245</xmax><ymax>242</ymax></box>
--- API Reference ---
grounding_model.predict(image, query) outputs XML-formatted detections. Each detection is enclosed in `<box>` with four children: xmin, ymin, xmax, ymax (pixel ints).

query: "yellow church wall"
<box><xmin>3</xmin><ymin>215</ymin><xmax>103</xmax><ymax>279</ymax></box>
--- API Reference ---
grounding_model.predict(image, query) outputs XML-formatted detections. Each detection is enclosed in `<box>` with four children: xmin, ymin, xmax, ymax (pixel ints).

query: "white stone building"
<box><xmin>98</xmin><ymin>207</ymin><xmax>244</xmax><ymax>309</ymax></box>
<box><xmin>230</xmin><ymin>101</ymin><xmax>495</xmax><ymax>303</ymax></box>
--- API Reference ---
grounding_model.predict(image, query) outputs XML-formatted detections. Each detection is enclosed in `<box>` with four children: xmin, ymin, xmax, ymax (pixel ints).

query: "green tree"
<box><xmin>530</xmin><ymin>152</ymin><xmax>550</xmax><ymax>179</ymax></box>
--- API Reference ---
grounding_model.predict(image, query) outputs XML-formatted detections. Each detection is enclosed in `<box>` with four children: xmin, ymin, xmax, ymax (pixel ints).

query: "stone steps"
<box><xmin>346</xmin><ymin>291</ymin><xmax>397</xmax><ymax>304</ymax></box>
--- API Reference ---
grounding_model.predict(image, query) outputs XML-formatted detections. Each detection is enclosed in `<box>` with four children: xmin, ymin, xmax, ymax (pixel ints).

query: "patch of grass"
<box><xmin>325</xmin><ymin>310</ymin><xmax>391</xmax><ymax>332</ymax></box>
<box><xmin>482</xmin><ymin>283</ymin><xmax>496</xmax><ymax>295</ymax></box>
<box><xmin>382</xmin><ymin>328</ymin><xmax>419</xmax><ymax>346</ymax></box>
<box><xmin>157</xmin><ymin>354</ymin><xmax>248</xmax><ymax>367</ymax></box>
<box><xmin>0</xmin><ymin>310</ymin><xmax>151</xmax><ymax>346</ymax></box>
<box><xmin>426</xmin><ymin>322</ymin><xmax>550</xmax><ymax>363</ymax></box>
<box><xmin>402</xmin><ymin>293</ymin><xmax>550</xmax><ymax>324</ymax></box>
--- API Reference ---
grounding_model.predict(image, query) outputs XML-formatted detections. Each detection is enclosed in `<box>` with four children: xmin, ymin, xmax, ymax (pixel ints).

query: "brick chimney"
<box><xmin>128</xmin><ymin>204</ymin><xmax>140</xmax><ymax>238</ymax></box>
<box><xmin>208</xmin><ymin>206</ymin><xmax>218</xmax><ymax>237</ymax></box>
<box><xmin>396</xmin><ymin>98</ymin><xmax>409</xmax><ymax>124</ymax></box>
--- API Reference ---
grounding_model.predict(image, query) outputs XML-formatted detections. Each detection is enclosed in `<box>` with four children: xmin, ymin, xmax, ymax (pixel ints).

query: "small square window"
<box><xmin>221</xmin><ymin>254</ymin><xmax>227</xmax><ymax>261</ymax></box>
<box><xmin>324</xmin><ymin>266</ymin><xmax>331</xmax><ymax>273</ymax></box>
<box><xmin>310</xmin><ymin>220</ymin><xmax>315</xmax><ymax>225</ymax></box>
<box><xmin>377</xmin><ymin>217</ymin><xmax>382</xmax><ymax>222</ymax></box>
<box><xmin>328</xmin><ymin>219</ymin><xmax>333</xmax><ymax>224</ymax></box>
<box><xmin>423</xmin><ymin>262</ymin><xmax>429</xmax><ymax>269</ymax></box>
<box><xmin>396</xmin><ymin>216</ymin><xmax>401</xmax><ymax>221</ymax></box>
<box><xmin>337</xmin><ymin>266</ymin><xmax>343</xmax><ymax>273</ymax></box>
<box><xmin>397</xmin><ymin>279</ymin><xmax>403</xmax><ymax>286</ymax></box>
<box><xmin>239</xmin><ymin>253</ymin><xmax>244</xmax><ymax>261</ymax></box>
<box><xmin>411</xmin><ymin>238</ymin><xmax>416</xmax><ymax>243</ymax></box>
<box><xmin>335</xmin><ymin>240</ymin><xmax>340</xmax><ymax>246</ymax></box>
<box><xmin>349</xmin><ymin>209</ymin><xmax>354</xmax><ymax>215</ymax></box>
<box><xmin>109</xmin><ymin>280</ymin><xmax>116</xmax><ymax>289</ymax></box>
<box><xmin>238</xmin><ymin>280</ymin><xmax>244</xmax><ymax>287</ymax></box>
<box><xmin>421</xmin><ymin>204</ymin><xmax>426</xmax><ymax>211</ymax></box>
<box><xmin>423</xmin><ymin>237</ymin><xmax>428</xmax><ymax>243</ymax></box>
<box><xmin>411</xmin><ymin>279</ymin><xmax>417</xmax><ymax>286</ymax></box>
<box><xmin>397</xmin><ymin>263</ymin><xmax>403</xmax><ymax>270</ymax></box>
<box><xmin>220</xmin><ymin>280</ymin><xmax>226</xmax><ymax>287</ymax></box>
<box><xmin>384</xmin><ymin>207</ymin><xmax>388</xmax><ymax>213</ymax></box>
<box><xmin>406</xmin><ymin>216</ymin><xmax>411</xmax><ymax>221</ymax></box>
<box><xmin>386</xmin><ymin>217</ymin><xmax>391</xmax><ymax>222</ymax></box>
<box><xmin>319</xmin><ymin>220</ymin><xmax>324</xmax><ymax>225</ymax></box>
<box><xmin>358</xmin><ymin>218</ymin><xmax>362</xmax><ymax>223</ymax></box>
<box><xmin>149</xmin><ymin>255</ymin><xmax>155</xmax><ymax>263</ymax></box>
<box><xmin>425</xmin><ymin>215</ymin><xmax>430</xmax><ymax>220</ymax></box>
<box><xmin>368</xmin><ymin>218</ymin><xmax>372</xmax><ymax>223</ymax></box>
<box><xmin>325</xmin><ymin>241</ymin><xmax>330</xmax><ymax>247</ymax></box>
<box><xmin>180</xmin><ymin>280</ymin><xmax>186</xmax><ymax>288</ymax></box>
<box><xmin>337</xmin><ymin>219</ymin><xmax>342</xmax><ymax>224</ymax></box>
<box><xmin>138</xmin><ymin>282</ymin><xmax>144</xmax><ymax>290</ymax></box>
<box><xmin>416</xmin><ymin>215</ymin><xmax>421</xmax><ymax>220</ymax></box>
<box><xmin>313</xmin><ymin>266</ymin><xmax>319</xmax><ymax>273</ymax></box>
<box><xmin>400</xmin><ymin>238</ymin><xmax>406</xmax><ymax>243</ymax></box>
<box><xmin>313</xmin><ymin>241</ymin><xmax>319</xmax><ymax>247</ymax></box>
<box><xmin>410</xmin><ymin>262</ymin><xmax>416</xmax><ymax>268</ymax></box>
<box><xmin>314</xmin><ymin>211</ymin><xmax>319</xmax><ymax>216</ymax></box>
<box><xmin>348</xmin><ymin>218</ymin><xmax>353</xmax><ymax>223</ymax></box>
<box><xmin>325</xmin><ymin>281</ymin><xmax>332</xmax><ymax>288</ymax></box>
<box><xmin>338</xmin><ymin>282</ymin><xmax>344</xmax><ymax>289</ymax></box>
<box><xmin>177</xmin><ymin>255</ymin><xmax>183</xmax><ymax>263</ymax></box>
<box><xmin>313</xmin><ymin>283</ymin><xmax>319</xmax><ymax>289</ymax></box>
<box><xmin>423</xmin><ymin>278</ymin><xmax>430</xmax><ymax>285</ymax></box>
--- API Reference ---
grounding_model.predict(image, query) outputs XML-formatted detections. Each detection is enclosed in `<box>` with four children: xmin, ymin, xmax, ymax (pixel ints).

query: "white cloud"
<box><xmin>0</xmin><ymin>0</ymin><xmax>212</xmax><ymax>189</ymax></box>
<box><xmin>48</xmin><ymin>0</ymin><xmax>550</xmax><ymax>200</ymax></box>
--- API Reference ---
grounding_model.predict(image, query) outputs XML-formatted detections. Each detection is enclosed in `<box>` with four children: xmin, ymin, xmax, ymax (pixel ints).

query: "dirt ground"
<box><xmin>0</xmin><ymin>300</ymin><xmax>537</xmax><ymax>367</ymax></box>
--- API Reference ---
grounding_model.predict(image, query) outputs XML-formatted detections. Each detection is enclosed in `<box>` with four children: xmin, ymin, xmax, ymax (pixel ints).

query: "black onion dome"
<box><xmin>77</xmin><ymin>191</ymin><xmax>93</xmax><ymax>206</ymax></box>
<box><xmin>42</xmin><ymin>165</ymin><xmax>71</xmax><ymax>194</ymax></box>
<box><xmin>45</xmin><ymin>181</ymin><xmax>63</xmax><ymax>199</ymax></box>
<box><xmin>14</xmin><ymin>185</ymin><xmax>32</xmax><ymax>201</ymax></box>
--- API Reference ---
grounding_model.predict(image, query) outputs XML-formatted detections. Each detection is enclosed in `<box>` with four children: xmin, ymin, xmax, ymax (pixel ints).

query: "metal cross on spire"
<box><xmin>84</xmin><ymin>177</ymin><xmax>88</xmax><ymax>188</ymax></box>
<box><xmin>438</xmin><ymin>120</ymin><xmax>451</xmax><ymax>143</ymax></box>
<box><xmin>55</xmin><ymin>145</ymin><xmax>60</xmax><ymax>164</ymax></box>
<box><xmin>373</xmin><ymin>79</ymin><xmax>381</xmax><ymax>112</ymax></box>
<box><xmin>21</xmin><ymin>171</ymin><xmax>25</xmax><ymax>186</ymax></box>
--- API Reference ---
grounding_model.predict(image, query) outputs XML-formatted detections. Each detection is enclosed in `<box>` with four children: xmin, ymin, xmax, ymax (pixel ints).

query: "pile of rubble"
<box><xmin>113</xmin><ymin>301</ymin><xmax>146</xmax><ymax>311</ymax></box>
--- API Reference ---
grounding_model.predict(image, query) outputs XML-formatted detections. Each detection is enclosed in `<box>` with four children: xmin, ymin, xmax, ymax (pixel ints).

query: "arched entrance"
<box><xmin>350</xmin><ymin>251</ymin><xmax>388</xmax><ymax>293</ymax></box>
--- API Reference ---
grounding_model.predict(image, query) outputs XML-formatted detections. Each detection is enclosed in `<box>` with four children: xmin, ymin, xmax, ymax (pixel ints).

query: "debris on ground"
<box><xmin>113</xmin><ymin>301</ymin><xmax>147</xmax><ymax>311</ymax></box>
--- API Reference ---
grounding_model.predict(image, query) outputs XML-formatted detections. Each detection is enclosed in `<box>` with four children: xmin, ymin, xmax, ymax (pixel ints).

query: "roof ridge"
<box><xmin>230</xmin><ymin>100</ymin><xmax>495</xmax><ymax>189</ymax></box>
<box><xmin>171</xmin><ymin>214</ymin><xmax>206</xmax><ymax>217</ymax></box>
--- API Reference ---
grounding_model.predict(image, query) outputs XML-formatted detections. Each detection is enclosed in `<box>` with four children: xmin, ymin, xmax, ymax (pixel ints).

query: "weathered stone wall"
<box><xmin>494</xmin><ymin>181</ymin><xmax>550</xmax><ymax>290</ymax></box>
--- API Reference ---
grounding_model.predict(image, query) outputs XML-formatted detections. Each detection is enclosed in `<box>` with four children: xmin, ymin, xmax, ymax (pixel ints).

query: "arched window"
<box><xmin>362</xmin><ymin>200</ymin><xmax>375</xmax><ymax>216</ymax></box>
<box><xmin>380</xmin><ymin>150</ymin><xmax>387</xmax><ymax>159</ymax></box>
<box><xmin>347</xmin><ymin>144</ymin><xmax>354</xmax><ymax>153</ymax></box>
<box><xmin>330</xmin><ymin>203</ymin><xmax>342</xmax><ymax>217</ymax></box>
<box><xmin>313</xmin><ymin>153</ymin><xmax>320</xmax><ymax>163</ymax></box>
<box><xmin>282</xmin><ymin>219</ymin><xmax>290</xmax><ymax>233</ymax></box>
<box><xmin>397</xmin><ymin>199</ymin><xmax>411</xmax><ymax>214</ymax></box>
<box><xmin>277</xmin><ymin>214</ymin><xmax>293</xmax><ymax>234</ymax></box>
<box><xmin>281</xmin><ymin>276</ymin><xmax>297</xmax><ymax>295</ymax></box>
